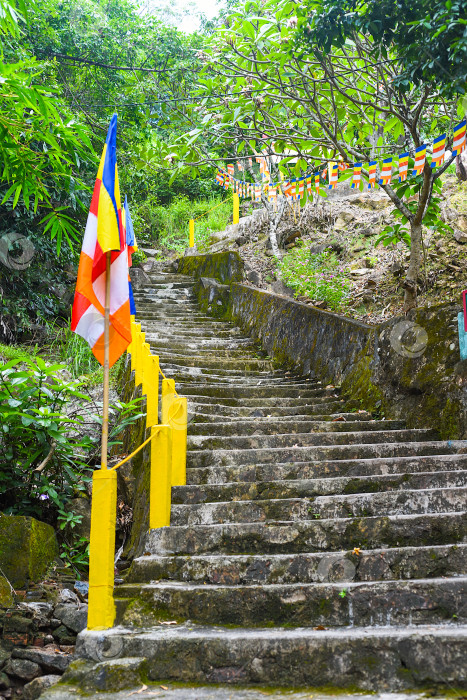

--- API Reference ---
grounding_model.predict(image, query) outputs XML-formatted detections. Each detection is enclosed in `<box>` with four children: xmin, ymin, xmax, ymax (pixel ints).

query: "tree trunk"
<box><xmin>403</xmin><ymin>221</ymin><xmax>422</xmax><ymax>310</ymax></box>
<box><xmin>456</xmin><ymin>152</ymin><xmax>467</xmax><ymax>182</ymax></box>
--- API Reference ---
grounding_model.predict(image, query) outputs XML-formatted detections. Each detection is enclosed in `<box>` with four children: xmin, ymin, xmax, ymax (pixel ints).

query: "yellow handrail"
<box><xmin>87</xmin><ymin>315</ymin><xmax>189</xmax><ymax>631</ymax></box>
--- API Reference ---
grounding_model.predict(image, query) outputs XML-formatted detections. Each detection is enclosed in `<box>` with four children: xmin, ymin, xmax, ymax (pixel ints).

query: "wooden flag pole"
<box><xmin>101</xmin><ymin>251</ymin><xmax>112</xmax><ymax>470</ymax></box>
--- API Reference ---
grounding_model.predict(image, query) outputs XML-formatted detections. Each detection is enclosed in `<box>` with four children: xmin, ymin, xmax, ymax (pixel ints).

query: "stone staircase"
<box><xmin>48</xmin><ymin>269</ymin><xmax>467</xmax><ymax>696</ymax></box>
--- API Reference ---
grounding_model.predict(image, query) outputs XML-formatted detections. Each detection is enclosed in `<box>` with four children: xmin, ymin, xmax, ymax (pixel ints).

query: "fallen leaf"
<box><xmin>352</xmin><ymin>547</ymin><xmax>361</xmax><ymax>556</ymax></box>
<box><xmin>160</xmin><ymin>686</ymin><xmax>169</xmax><ymax>690</ymax></box>
<box><xmin>313</xmin><ymin>625</ymin><xmax>326</xmax><ymax>630</ymax></box>
<box><xmin>129</xmin><ymin>685</ymin><xmax>148</xmax><ymax>695</ymax></box>
<box><xmin>159</xmin><ymin>621</ymin><xmax>178</xmax><ymax>625</ymax></box>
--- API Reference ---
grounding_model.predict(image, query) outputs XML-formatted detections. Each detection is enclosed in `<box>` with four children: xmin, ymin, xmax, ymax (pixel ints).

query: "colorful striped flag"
<box><xmin>367</xmin><ymin>161</ymin><xmax>377</xmax><ymax>189</ymax></box>
<box><xmin>237</xmin><ymin>162</ymin><xmax>244</xmax><ymax>172</ymax></box>
<box><xmin>431</xmin><ymin>134</ymin><xmax>446</xmax><ymax>168</ymax></box>
<box><xmin>412</xmin><ymin>145</ymin><xmax>427</xmax><ymax>175</ymax></box>
<box><xmin>328</xmin><ymin>163</ymin><xmax>338</xmax><ymax>189</ymax></box>
<box><xmin>71</xmin><ymin>114</ymin><xmax>131</xmax><ymax>367</ymax></box>
<box><xmin>315</xmin><ymin>172</ymin><xmax>320</xmax><ymax>193</ymax></box>
<box><xmin>379</xmin><ymin>157</ymin><xmax>393</xmax><ymax>185</ymax></box>
<box><xmin>452</xmin><ymin>120</ymin><xmax>466</xmax><ymax>157</ymax></box>
<box><xmin>227</xmin><ymin>164</ymin><xmax>234</xmax><ymax>177</ymax></box>
<box><xmin>123</xmin><ymin>196</ymin><xmax>137</xmax><ymax>317</ymax></box>
<box><xmin>298</xmin><ymin>178</ymin><xmax>304</xmax><ymax>200</ymax></box>
<box><xmin>351</xmin><ymin>163</ymin><xmax>362</xmax><ymax>189</ymax></box>
<box><xmin>255</xmin><ymin>184</ymin><xmax>261</xmax><ymax>201</ymax></box>
<box><xmin>398</xmin><ymin>152</ymin><xmax>409</xmax><ymax>182</ymax></box>
<box><xmin>306</xmin><ymin>176</ymin><xmax>313</xmax><ymax>196</ymax></box>
<box><xmin>269</xmin><ymin>186</ymin><xmax>277</xmax><ymax>203</ymax></box>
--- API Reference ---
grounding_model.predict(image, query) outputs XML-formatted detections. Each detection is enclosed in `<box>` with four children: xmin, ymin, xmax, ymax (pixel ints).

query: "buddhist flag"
<box><xmin>398</xmin><ymin>152</ymin><xmax>409</xmax><ymax>182</ymax></box>
<box><xmin>298</xmin><ymin>178</ymin><xmax>304</xmax><ymax>200</ymax></box>
<box><xmin>237</xmin><ymin>162</ymin><xmax>244</xmax><ymax>172</ymax></box>
<box><xmin>368</xmin><ymin>161</ymin><xmax>377</xmax><ymax>189</ymax></box>
<box><xmin>269</xmin><ymin>185</ymin><xmax>277</xmax><ymax>203</ymax></box>
<box><xmin>123</xmin><ymin>196</ymin><xmax>137</xmax><ymax>317</ymax></box>
<box><xmin>328</xmin><ymin>163</ymin><xmax>338</xmax><ymax>189</ymax></box>
<box><xmin>412</xmin><ymin>145</ymin><xmax>427</xmax><ymax>175</ymax></box>
<box><xmin>379</xmin><ymin>157</ymin><xmax>393</xmax><ymax>185</ymax></box>
<box><xmin>452</xmin><ymin>120</ymin><xmax>466</xmax><ymax>157</ymax></box>
<box><xmin>431</xmin><ymin>134</ymin><xmax>446</xmax><ymax>168</ymax></box>
<box><xmin>315</xmin><ymin>173</ymin><xmax>320</xmax><ymax>193</ymax></box>
<box><xmin>351</xmin><ymin>163</ymin><xmax>362</xmax><ymax>189</ymax></box>
<box><xmin>255</xmin><ymin>184</ymin><xmax>261</xmax><ymax>201</ymax></box>
<box><xmin>71</xmin><ymin>114</ymin><xmax>131</xmax><ymax>367</ymax></box>
<box><xmin>306</xmin><ymin>176</ymin><xmax>313</xmax><ymax>196</ymax></box>
<box><xmin>227</xmin><ymin>164</ymin><xmax>234</xmax><ymax>177</ymax></box>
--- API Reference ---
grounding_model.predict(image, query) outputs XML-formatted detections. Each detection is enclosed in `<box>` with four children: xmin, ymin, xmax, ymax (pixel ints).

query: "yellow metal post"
<box><xmin>189</xmin><ymin>219</ymin><xmax>195</xmax><ymax>248</ymax></box>
<box><xmin>233</xmin><ymin>193</ymin><xmax>240</xmax><ymax>225</ymax></box>
<box><xmin>87</xmin><ymin>469</ymin><xmax>117</xmax><ymax>630</ymax></box>
<box><xmin>149</xmin><ymin>425</ymin><xmax>172</xmax><ymax>528</ymax></box>
<box><xmin>145</xmin><ymin>352</ymin><xmax>159</xmax><ymax>428</ymax></box>
<box><xmin>128</xmin><ymin>315</ymin><xmax>135</xmax><ymax>360</ymax></box>
<box><xmin>169</xmin><ymin>397</ymin><xmax>187</xmax><ymax>486</ymax></box>
<box><xmin>162</xmin><ymin>378</ymin><xmax>176</xmax><ymax>424</ymax></box>
<box><xmin>135</xmin><ymin>329</ymin><xmax>145</xmax><ymax>387</ymax></box>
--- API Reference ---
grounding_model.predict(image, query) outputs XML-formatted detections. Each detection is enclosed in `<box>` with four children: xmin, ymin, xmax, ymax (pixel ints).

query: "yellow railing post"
<box><xmin>169</xmin><ymin>397</ymin><xmax>187</xmax><ymax>486</ymax></box>
<box><xmin>150</xmin><ymin>425</ymin><xmax>172</xmax><ymax>528</ymax></box>
<box><xmin>189</xmin><ymin>219</ymin><xmax>195</xmax><ymax>248</ymax></box>
<box><xmin>162</xmin><ymin>378</ymin><xmax>176</xmax><ymax>424</ymax></box>
<box><xmin>144</xmin><ymin>353</ymin><xmax>159</xmax><ymax>428</ymax></box>
<box><xmin>233</xmin><ymin>193</ymin><xmax>240</xmax><ymax>225</ymax></box>
<box><xmin>135</xmin><ymin>328</ymin><xmax>145</xmax><ymax>387</ymax></box>
<box><xmin>87</xmin><ymin>469</ymin><xmax>117</xmax><ymax>630</ymax></box>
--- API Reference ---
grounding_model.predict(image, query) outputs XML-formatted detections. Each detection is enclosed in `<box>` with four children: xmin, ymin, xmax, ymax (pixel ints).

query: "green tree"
<box><xmin>170</xmin><ymin>0</ymin><xmax>462</xmax><ymax>308</ymax></box>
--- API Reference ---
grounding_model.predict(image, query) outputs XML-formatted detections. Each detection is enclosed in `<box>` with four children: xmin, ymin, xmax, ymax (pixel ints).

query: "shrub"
<box><xmin>278</xmin><ymin>245</ymin><xmax>351</xmax><ymax>310</ymax></box>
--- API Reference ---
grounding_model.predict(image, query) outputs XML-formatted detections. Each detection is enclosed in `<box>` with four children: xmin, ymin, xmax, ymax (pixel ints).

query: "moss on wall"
<box><xmin>0</xmin><ymin>514</ymin><xmax>57</xmax><ymax>588</ymax></box>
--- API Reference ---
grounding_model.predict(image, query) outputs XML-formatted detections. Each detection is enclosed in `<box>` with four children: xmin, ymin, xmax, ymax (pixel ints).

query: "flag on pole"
<box><xmin>123</xmin><ymin>196</ymin><xmax>137</xmax><ymax>317</ymax></box>
<box><xmin>367</xmin><ymin>161</ymin><xmax>377</xmax><ymax>189</ymax></box>
<box><xmin>328</xmin><ymin>163</ymin><xmax>338</xmax><ymax>189</ymax></box>
<box><xmin>398</xmin><ymin>152</ymin><xmax>409</xmax><ymax>182</ymax></box>
<box><xmin>306</xmin><ymin>176</ymin><xmax>312</xmax><ymax>196</ymax></box>
<box><xmin>452</xmin><ymin>120</ymin><xmax>466</xmax><ymax>157</ymax></box>
<box><xmin>71</xmin><ymin>114</ymin><xmax>131</xmax><ymax>367</ymax></box>
<box><xmin>298</xmin><ymin>178</ymin><xmax>304</xmax><ymax>200</ymax></box>
<box><xmin>351</xmin><ymin>163</ymin><xmax>362</xmax><ymax>189</ymax></box>
<box><xmin>379</xmin><ymin>157</ymin><xmax>393</xmax><ymax>185</ymax></box>
<box><xmin>431</xmin><ymin>134</ymin><xmax>446</xmax><ymax>168</ymax></box>
<box><xmin>412</xmin><ymin>145</ymin><xmax>427</xmax><ymax>175</ymax></box>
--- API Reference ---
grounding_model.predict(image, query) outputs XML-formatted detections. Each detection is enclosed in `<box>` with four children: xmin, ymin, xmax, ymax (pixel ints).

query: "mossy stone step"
<box><xmin>188</xmin><ymin>419</ymin><xmax>406</xmax><ymax>436</ymax></box>
<box><xmin>191</xmin><ymin>409</ymin><xmax>365</xmax><ymax>422</ymax></box>
<box><xmin>173</xmin><ymin>470</ymin><xmax>467</xmax><ymax>503</ymax></box>
<box><xmin>186</xmin><ymin>453</ymin><xmax>467</xmax><ymax>485</ymax></box>
<box><xmin>179</xmin><ymin>385</ymin><xmax>341</xmax><ymax>399</ymax></box>
<box><xmin>116</xmin><ymin>577</ymin><xmax>467</xmax><ymax>628</ymax></box>
<box><xmin>126</xmin><ymin>544</ymin><xmax>467</xmax><ymax>586</ymax></box>
<box><xmin>72</xmin><ymin>625</ymin><xmax>467</xmax><ymax>690</ymax></box>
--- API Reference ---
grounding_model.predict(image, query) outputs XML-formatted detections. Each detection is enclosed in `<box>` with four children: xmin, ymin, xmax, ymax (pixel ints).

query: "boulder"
<box><xmin>12</xmin><ymin>645</ymin><xmax>72</xmax><ymax>674</ymax></box>
<box><xmin>454</xmin><ymin>228</ymin><xmax>467</xmax><ymax>244</ymax></box>
<box><xmin>53</xmin><ymin>604</ymin><xmax>88</xmax><ymax>634</ymax></box>
<box><xmin>271</xmin><ymin>281</ymin><xmax>295</xmax><ymax>298</ymax></box>
<box><xmin>0</xmin><ymin>514</ymin><xmax>58</xmax><ymax>589</ymax></box>
<box><xmin>4</xmin><ymin>657</ymin><xmax>41</xmax><ymax>681</ymax></box>
<box><xmin>65</xmin><ymin>498</ymin><xmax>91</xmax><ymax>540</ymax></box>
<box><xmin>23</xmin><ymin>674</ymin><xmax>61</xmax><ymax>700</ymax></box>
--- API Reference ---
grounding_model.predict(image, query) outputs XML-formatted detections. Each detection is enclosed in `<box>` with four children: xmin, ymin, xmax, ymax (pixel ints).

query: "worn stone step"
<box><xmin>126</xmin><ymin>544</ymin><xmax>467</xmax><ymax>586</ymax></box>
<box><xmin>187</xmin><ymin>453</ymin><xmax>467</xmax><ymax>485</ymax></box>
<box><xmin>192</xmin><ymin>410</ymin><xmax>368</xmax><ymax>423</ymax></box>
<box><xmin>180</xmin><ymin>385</ymin><xmax>340</xmax><ymax>399</ymax></box>
<box><xmin>73</xmin><ymin>624</ymin><xmax>467</xmax><ymax>690</ymax></box>
<box><xmin>159</xmin><ymin>357</ymin><xmax>275</xmax><ymax>372</ymax></box>
<box><xmin>186</xmin><ymin>429</ymin><xmax>438</xmax><ymax>454</ymax></box>
<box><xmin>144</xmin><ymin>512</ymin><xmax>466</xmax><ymax>556</ymax></box>
<box><xmin>170</xmin><ymin>488</ymin><xmax>467</xmax><ymax>526</ymax></box>
<box><xmin>145</xmin><ymin>341</ymin><xmax>262</xmax><ymax>357</ymax></box>
<box><xmin>187</xmin><ymin>439</ymin><xmax>467</xmax><ymax>469</ymax></box>
<box><xmin>188</xmin><ymin>419</ymin><xmax>406</xmax><ymax>436</ymax></box>
<box><xmin>140</xmin><ymin>324</ymin><xmax>251</xmax><ymax>339</ymax></box>
<box><xmin>173</xmin><ymin>471</ymin><xmax>467</xmax><ymax>504</ymax></box>
<box><xmin>117</xmin><ymin>577</ymin><xmax>467</xmax><ymax>628</ymax></box>
<box><xmin>185</xmin><ymin>395</ymin><xmax>343</xmax><ymax>409</ymax></box>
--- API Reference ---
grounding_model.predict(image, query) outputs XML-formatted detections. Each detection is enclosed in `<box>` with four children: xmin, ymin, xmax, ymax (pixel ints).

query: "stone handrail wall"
<box><xmin>178</xmin><ymin>252</ymin><xmax>467</xmax><ymax>439</ymax></box>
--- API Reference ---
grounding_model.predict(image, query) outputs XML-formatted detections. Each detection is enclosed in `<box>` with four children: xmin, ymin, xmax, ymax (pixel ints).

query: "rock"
<box><xmin>352</xmin><ymin>195</ymin><xmax>388</xmax><ymax>210</ymax></box>
<box><xmin>454</xmin><ymin>228</ymin><xmax>467</xmax><ymax>244</ymax></box>
<box><xmin>457</xmin><ymin>215</ymin><xmax>467</xmax><ymax>233</ymax></box>
<box><xmin>12</xmin><ymin>645</ymin><xmax>72</xmax><ymax>674</ymax></box>
<box><xmin>58</xmin><ymin>657</ymin><xmax>147</xmax><ymax>694</ymax></box>
<box><xmin>4</xmin><ymin>658</ymin><xmax>41</xmax><ymax>681</ymax></box>
<box><xmin>0</xmin><ymin>575</ymin><xmax>13</xmax><ymax>607</ymax></box>
<box><xmin>53</xmin><ymin>604</ymin><xmax>87</xmax><ymax>634</ymax></box>
<box><xmin>350</xmin><ymin>268</ymin><xmax>368</xmax><ymax>276</ymax></box>
<box><xmin>245</xmin><ymin>269</ymin><xmax>262</xmax><ymax>287</ymax></box>
<box><xmin>271</xmin><ymin>281</ymin><xmax>295</xmax><ymax>298</ymax></box>
<box><xmin>73</xmin><ymin>581</ymin><xmax>89</xmax><ymax>600</ymax></box>
<box><xmin>17</xmin><ymin>603</ymin><xmax>53</xmax><ymax>629</ymax></box>
<box><xmin>22</xmin><ymin>674</ymin><xmax>61</xmax><ymax>700</ymax></box>
<box><xmin>364</xmin><ymin>258</ymin><xmax>374</xmax><ymax>269</ymax></box>
<box><xmin>52</xmin><ymin>625</ymin><xmax>77</xmax><ymax>646</ymax></box>
<box><xmin>57</xmin><ymin>589</ymin><xmax>79</xmax><ymax>606</ymax></box>
<box><xmin>309</xmin><ymin>244</ymin><xmax>327</xmax><ymax>255</ymax></box>
<box><xmin>235</xmin><ymin>235</ymin><xmax>248</xmax><ymax>246</ymax></box>
<box><xmin>361</xmin><ymin>227</ymin><xmax>376</xmax><ymax>237</ymax></box>
<box><xmin>390</xmin><ymin>261</ymin><xmax>404</xmax><ymax>276</ymax></box>
<box><xmin>129</xmin><ymin>267</ymin><xmax>149</xmax><ymax>290</ymax></box>
<box><xmin>0</xmin><ymin>672</ymin><xmax>10</xmax><ymax>690</ymax></box>
<box><xmin>333</xmin><ymin>216</ymin><xmax>348</xmax><ymax>231</ymax></box>
<box><xmin>351</xmin><ymin>244</ymin><xmax>366</xmax><ymax>254</ymax></box>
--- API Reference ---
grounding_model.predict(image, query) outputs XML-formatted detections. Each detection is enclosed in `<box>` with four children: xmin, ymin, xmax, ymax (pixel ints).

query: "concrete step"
<box><xmin>180</xmin><ymin>385</ymin><xmax>341</xmax><ymax>399</ymax></box>
<box><xmin>126</xmin><ymin>544</ymin><xmax>467</xmax><ymax>585</ymax></box>
<box><xmin>186</xmin><ymin>440</ymin><xmax>467</xmax><ymax>469</ymax></box>
<box><xmin>174</xmin><ymin>470</ymin><xmax>467</xmax><ymax>503</ymax></box>
<box><xmin>185</xmin><ymin>395</ymin><xmax>344</xmax><ymax>409</ymax></box>
<box><xmin>144</xmin><ymin>511</ymin><xmax>466</xmax><ymax>555</ymax></box>
<box><xmin>72</xmin><ymin>624</ymin><xmax>467</xmax><ymax>690</ymax></box>
<box><xmin>116</xmin><ymin>577</ymin><xmax>467</xmax><ymax>628</ymax></box>
<box><xmin>188</xmin><ymin>419</ymin><xmax>406</xmax><ymax>436</ymax></box>
<box><xmin>170</xmin><ymin>488</ymin><xmax>467</xmax><ymax>526</ymax></box>
<box><xmin>191</xmin><ymin>410</ymin><xmax>369</xmax><ymax>422</ymax></box>
<box><xmin>187</xmin><ymin>453</ymin><xmax>467</xmax><ymax>484</ymax></box>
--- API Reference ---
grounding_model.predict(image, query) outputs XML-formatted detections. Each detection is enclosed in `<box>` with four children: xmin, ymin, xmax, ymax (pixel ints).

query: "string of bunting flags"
<box><xmin>215</xmin><ymin>120</ymin><xmax>466</xmax><ymax>204</ymax></box>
